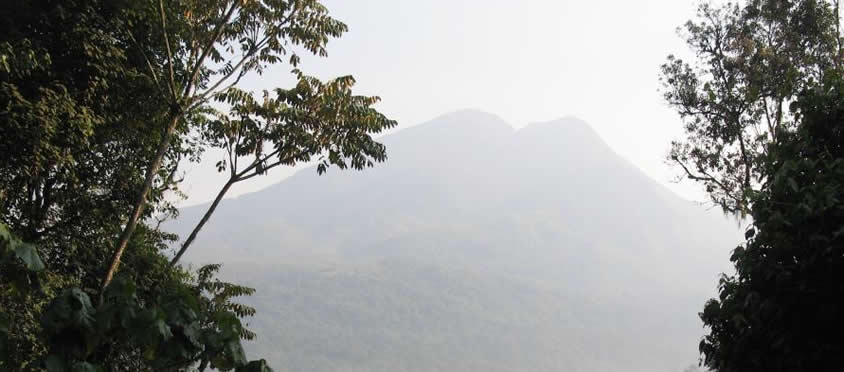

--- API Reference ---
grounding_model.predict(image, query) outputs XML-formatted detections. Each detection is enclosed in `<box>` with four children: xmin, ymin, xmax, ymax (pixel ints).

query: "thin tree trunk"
<box><xmin>837</xmin><ymin>0</ymin><xmax>842</xmax><ymax>70</ymax></box>
<box><xmin>170</xmin><ymin>177</ymin><xmax>235</xmax><ymax>265</ymax></box>
<box><xmin>101</xmin><ymin>113</ymin><xmax>180</xmax><ymax>291</ymax></box>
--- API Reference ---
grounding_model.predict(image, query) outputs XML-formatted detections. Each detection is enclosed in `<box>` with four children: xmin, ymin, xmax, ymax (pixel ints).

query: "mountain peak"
<box><xmin>515</xmin><ymin>115</ymin><xmax>606</xmax><ymax>150</ymax></box>
<box><xmin>520</xmin><ymin>115</ymin><xmax>595</xmax><ymax>134</ymax></box>
<box><xmin>169</xmin><ymin>108</ymin><xmax>740</xmax><ymax>372</ymax></box>
<box><xmin>433</xmin><ymin>108</ymin><xmax>511</xmax><ymax>126</ymax></box>
<box><xmin>388</xmin><ymin>109</ymin><xmax>514</xmax><ymax>142</ymax></box>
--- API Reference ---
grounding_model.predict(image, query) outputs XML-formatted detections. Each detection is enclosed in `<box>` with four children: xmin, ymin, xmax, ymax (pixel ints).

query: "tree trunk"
<box><xmin>101</xmin><ymin>113</ymin><xmax>181</xmax><ymax>291</ymax></box>
<box><xmin>170</xmin><ymin>177</ymin><xmax>235</xmax><ymax>265</ymax></box>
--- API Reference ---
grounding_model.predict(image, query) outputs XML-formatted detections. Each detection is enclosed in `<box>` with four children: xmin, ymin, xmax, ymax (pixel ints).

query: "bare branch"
<box><xmin>193</xmin><ymin>49</ymin><xmax>256</xmax><ymax>104</ymax></box>
<box><xmin>125</xmin><ymin>27</ymin><xmax>163</xmax><ymax>94</ymax></box>
<box><xmin>237</xmin><ymin>159</ymin><xmax>287</xmax><ymax>182</ymax></box>
<box><xmin>183</xmin><ymin>1</ymin><xmax>240</xmax><ymax>100</ymax></box>
<box><xmin>236</xmin><ymin>148</ymin><xmax>283</xmax><ymax>179</ymax></box>
<box><xmin>192</xmin><ymin>3</ymin><xmax>304</xmax><ymax>104</ymax></box>
<box><xmin>170</xmin><ymin>177</ymin><xmax>235</xmax><ymax>265</ymax></box>
<box><xmin>159</xmin><ymin>0</ymin><xmax>178</xmax><ymax>100</ymax></box>
<box><xmin>672</xmin><ymin>156</ymin><xmax>741</xmax><ymax>207</ymax></box>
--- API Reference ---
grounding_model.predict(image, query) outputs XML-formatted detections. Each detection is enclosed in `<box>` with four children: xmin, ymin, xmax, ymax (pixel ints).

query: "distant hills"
<box><xmin>168</xmin><ymin>110</ymin><xmax>740</xmax><ymax>372</ymax></box>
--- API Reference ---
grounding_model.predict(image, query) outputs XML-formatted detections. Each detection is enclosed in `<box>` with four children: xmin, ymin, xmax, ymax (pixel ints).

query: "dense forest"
<box><xmin>2</xmin><ymin>0</ymin><xmax>844</xmax><ymax>371</ymax></box>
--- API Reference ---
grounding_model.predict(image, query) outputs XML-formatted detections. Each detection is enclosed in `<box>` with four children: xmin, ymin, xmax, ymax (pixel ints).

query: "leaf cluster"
<box><xmin>2</xmin><ymin>0</ymin><xmax>394</xmax><ymax>370</ymax></box>
<box><xmin>661</xmin><ymin>0</ymin><xmax>840</xmax><ymax>213</ymax></box>
<box><xmin>1</xmin><ymin>222</ymin><xmax>271</xmax><ymax>371</ymax></box>
<box><xmin>699</xmin><ymin>72</ymin><xmax>844</xmax><ymax>371</ymax></box>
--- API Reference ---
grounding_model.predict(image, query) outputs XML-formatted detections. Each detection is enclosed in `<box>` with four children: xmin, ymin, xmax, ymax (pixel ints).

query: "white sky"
<box><xmin>178</xmin><ymin>0</ymin><xmax>710</xmax><ymax>207</ymax></box>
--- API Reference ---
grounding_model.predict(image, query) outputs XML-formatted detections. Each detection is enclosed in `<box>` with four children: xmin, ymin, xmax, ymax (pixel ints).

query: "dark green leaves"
<box><xmin>237</xmin><ymin>359</ymin><xmax>274</xmax><ymax>372</ymax></box>
<box><xmin>661</xmin><ymin>0</ymin><xmax>840</xmax><ymax>214</ymax></box>
<box><xmin>2</xmin><ymin>0</ymin><xmax>384</xmax><ymax>370</ymax></box>
<box><xmin>39</xmin><ymin>270</ymin><xmax>270</xmax><ymax>371</ymax></box>
<box><xmin>0</xmin><ymin>222</ymin><xmax>45</xmax><ymax>272</ymax></box>
<box><xmin>44</xmin><ymin>355</ymin><xmax>67</xmax><ymax>372</ymax></box>
<box><xmin>744</xmin><ymin>228</ymin><xmax>755</xmax><ymax>239</ymax></box>
<box><xmin>698</xmin><ymin>69</ymin><xmax>844</xmax><ymax>371</ymax></box>
<box><xmin>207</xmin><ymin>71</ymin><xmax>396</xmax><ymax>182</ymax></box>
<box><xmin>14</xmin><ymin>243</ymin><xmax>45</xmax><ymax>272</ymax></box>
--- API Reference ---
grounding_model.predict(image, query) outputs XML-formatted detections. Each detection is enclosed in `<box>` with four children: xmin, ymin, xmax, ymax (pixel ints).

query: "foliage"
<box><xmin>699</xmin><ymin>74</ymin><xmax>844</xmax><ymax>370</ymax></box>
<box><xmin>1</xmin><ymin>222</ymin><xmax>44</xmax><ymax>369</ymax></box>
<box><xmin>41</xmin><ymin>274</ymin><xmax>268</xmax><ymax>372</ymax></box>
<box><xmin>1</xmin><ymin>222</ymin><xmax>60</xmax><ymax>371</ymax></box>
<box><xmin>173</xmin><ymin>71</ymin><xmax>396</xmax><ymax>263</ymax></box>
<box><xmin>1</xmin><ymin>222</ymin><xmax>45</xmax><ymax>273</ymax></box>
<box><xmin>660</xmin><ymin>0</ymin><xmax>840</xmax><ymax>213</ymax></box>
<box><xmin>2</xmin><ymin>0</ymin><xmax>393</xmax><ymax>370</ymax></box>
<box><xmin>193</xmin><ymin>264</ymin><xmax>258</xmax><ymax>343</ymax></box>
<box><xmin>665</xmin><ymin>0</ymin><xmax>844</xmax><ymax>370</ymax></box>
<box><xmin>0</xmin><ymin>0</ymin><xmax>192</xmax><ymax>291</ymax></box>
<box><xmin>101</xmin><ymin>0</ymin><xmax>396</xmax><ymax>287</ymax></box>
<box><xmin>2</xmin><ymin>221</ymin><xmax>271</xmax><ymax>371</ymax></box>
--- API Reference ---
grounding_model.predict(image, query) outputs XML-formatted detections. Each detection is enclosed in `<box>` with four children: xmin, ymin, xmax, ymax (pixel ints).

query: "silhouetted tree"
<box><xmin>699</xmin><ymin>72</ymin><xmax>844</xmax><ymax>371</ymax></box>
<box><xmin>661</xmin><ymin>0</ymin><xmax>840</xmax><ymax>214</ymax></box>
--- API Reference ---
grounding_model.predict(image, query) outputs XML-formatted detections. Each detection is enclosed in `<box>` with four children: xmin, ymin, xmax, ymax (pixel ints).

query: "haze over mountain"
<box><xmin>168</xmin><ymin>110</ymin><xmax>740</xmax><ymax>372</ymax></box>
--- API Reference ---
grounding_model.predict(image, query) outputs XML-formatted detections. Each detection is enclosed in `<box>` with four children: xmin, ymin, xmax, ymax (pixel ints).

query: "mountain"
<box><xmin>168</xmin><ymin>109</ymin><xmax>740</xmax><ymax>372</ymax></box>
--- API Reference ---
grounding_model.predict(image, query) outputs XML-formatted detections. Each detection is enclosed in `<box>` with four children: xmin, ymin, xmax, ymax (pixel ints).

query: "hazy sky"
<box><xmin>179</xmin><ymin>0</ymin><xmax>710</xmax><ymax>207</ymax></box>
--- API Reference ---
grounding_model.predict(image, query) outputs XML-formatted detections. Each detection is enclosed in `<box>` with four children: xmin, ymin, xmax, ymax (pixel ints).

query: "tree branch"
<box><xmin>170</xmin><ymin>147</ymin><xmax>299</xmax><ymax>265</ymax></box>
<box><xmin>101</xmin><ymin>112</ymin><xmax>181</xmax><ymax>292</ymax></box>
<box><xmin>124</xmin><ymin>27</ymin><xmax>163</xmax><ymax>94</ymax></box>
<box><xmin>672</xmin><ymin>156</ymin><xmax>741</xmax><ymax>207</ymax></box>
<box><xmin>183</xmin><ymin>1</ymin><xmax>239</xmax><ymax>100</ymax></box>
<box><xmin>159</xmin><ymin>0</ymin><xmax>178</xmax><ymax>101</ymax></box>
<box><xmin>237</xmin><ymin>158</ymin><xmax>284</xmax><ymax>182</ymax></box>
<box><xmin>169</xmin><ymin>177</ymin><xmax>234</xmax><ymax>265</ymax></box>
<box><xmin>836</xmin><ymin>0</ymin><xmax>842</xmax><ymax>71</ymax></box>
<box><xmin>191</xmin><ymin>3</ymin><xmax>303</xmax><ymax>105</ymax></box>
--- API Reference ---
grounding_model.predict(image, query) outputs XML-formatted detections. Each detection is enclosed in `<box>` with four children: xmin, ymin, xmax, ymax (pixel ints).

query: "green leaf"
<box><xmin>71</xmin><ymin>362</ymin><xmax>100</xmax><ymax>372</ymax></box>
<box><xmin>14</xmin><ymin>242</ymin><xmax>45</xmax><ymax>271</ymax></box>
<box><xmin>787</xmin><ymin>178</ymin><xmax>799</xmax><ymax>192</ymax></box>
<box><xmin>0</xmin><ymin>222</ymin><xmax>12</xmax><ymax>247</ymax></box>
<box><xmin>237</xmin><ymin>359</ymin><xmax>274</xmax><ymax>372</ymax></box>
<box><xmin>182</xmin><ymin>322</ymin><xmax>202</xmax><ymax>348</ymax></box>
<box><xmin>226</xmin><ymin>340</ymin><xmax>247</xmax><ymax>366</ymax></box>
<box><xmin>744</xmin><ymin>228</ymin><xmax>755</xmax><ymax>239</ymax></box>
<box><xmin>44</xmin><ymin>354</ymin><xmax>68</xmax><ymax>372</ymax></box>
<box><xmin>0</xmin><ymin>313</ymin><xmax>9</xmax><ymax>334</ymax></box>
<box><xmin>154</xmin><ymin>319</ymin><xmax>173</xmax><ymax>341</ymax></box>
<box><xmin>43</xmin><ymin>288</ymin><xmax>96</xmax><ymax>333</ymax></box>
<box><xmin>730</xmin><ymin>246</ymin><xmax>745</xmax><ymax>262</ymax></box>
<box><xmin>143</xmin><ymin>345</ymin><xmax>156</xmax><ymax>361</ymax></box>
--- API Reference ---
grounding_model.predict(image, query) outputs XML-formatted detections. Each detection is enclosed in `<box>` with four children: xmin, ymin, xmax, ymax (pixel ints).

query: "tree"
<box><xmin>664</xmin><ymin>1</ymin><xmax>844</xmax><ymax>370</ymax></box>
<box><xmin>101</xmin><ymin>0</ymin><xmax>396</xmax><ymax>289</ymax></box>
<box><xmin>172</xmin><ymin>72</ymin><xmax>395</xmax><ymax>263</ymax></box>
<box><xmin>1</xmin><ymin>1</ymin><xmax>194</xmax><ymax>367</ymax></box>
<box><xmin>660</xmin><ymin>0</ymin><xmax>840</xmax><ymax>214</ymax></box>
<box><xmin>698</xmin><ymin>72</ymin><xmax>844</xmax><ymax>371</ymax></box>
<box><xmin>0</xmin><ymin>0</ymin><xmax>185</xmax><ymax>280</ymax></box>
<box><xmin>2</xmin><ymin>221</ymin><xmax>271</xmax><ymax>371</ymax></box>
<box><xmin>1</xmin><ymin>0</ymin><xmax>395</xmax><ymax>370</ymax></box>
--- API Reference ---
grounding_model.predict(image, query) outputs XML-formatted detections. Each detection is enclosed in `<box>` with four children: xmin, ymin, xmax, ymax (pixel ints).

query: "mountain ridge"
<box><xmin>167</xmin><ymin>109</ymin><xmax>740</xmax><ymax>372</ymax></box>
<box><xmin>201</xmin><ymin>109</ymin><xmax>691</xmax><ymax>209</ymax></box>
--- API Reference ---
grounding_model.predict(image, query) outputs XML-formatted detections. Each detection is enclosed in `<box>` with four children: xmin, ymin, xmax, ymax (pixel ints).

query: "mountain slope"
<box><xmin>169</xmin><ymin>109</ymin><xmax>740</xmax><ymax>372</ymax></box>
